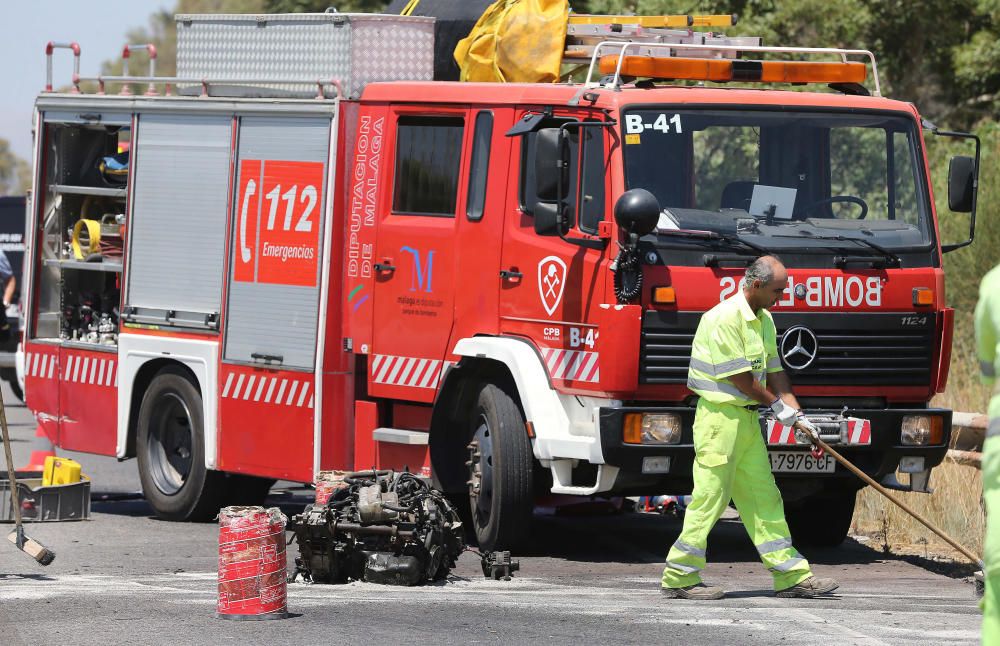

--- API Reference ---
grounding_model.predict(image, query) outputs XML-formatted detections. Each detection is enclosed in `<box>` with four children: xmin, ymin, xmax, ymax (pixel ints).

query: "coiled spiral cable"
<box><xmin>612</xmin><ymin>243</ymin><xmax>643</xmax><ymax>303</ymax></box>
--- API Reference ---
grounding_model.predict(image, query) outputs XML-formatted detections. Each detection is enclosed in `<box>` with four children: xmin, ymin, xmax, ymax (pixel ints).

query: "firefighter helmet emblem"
<box><xmin>780</xmin><ymin>326</ymin><xmax>819</xmax><ymax>370</ymax></box>
<box><xmin>538</xmin><ymin>256</ymin><xmax>567</xmax><ymax>316</ymax></box>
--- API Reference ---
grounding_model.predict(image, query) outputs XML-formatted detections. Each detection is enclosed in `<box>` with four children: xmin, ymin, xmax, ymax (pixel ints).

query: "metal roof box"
<box><xmin>176</xmin><ymin>12</ymin><xmax>435</xmax><ymax>99</ymax></box>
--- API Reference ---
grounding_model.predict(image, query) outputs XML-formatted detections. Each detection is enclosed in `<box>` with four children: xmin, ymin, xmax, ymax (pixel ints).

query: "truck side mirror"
<box><xmin>948</xmin><ymin>155</ymin><xmax>975</xmax><ymax>213</ymax></box>
<box><xmin>932</xmin><ymin>128</ymin><xmax>979</xmax><ymax>253</ymax></box>
<box><xmin>613</xmin><ymin>188</ymin><xmax>661</xmax><ymax>236</ymax></box>
<box><xmin>534</xmin><ymin>201</ymin><xmax>569</xmax><ymax>236</ymax></box>
<box><xmin>535</xmin><ymin>128</ymin><xmax>569</xmax><ymax>202</ymax></box>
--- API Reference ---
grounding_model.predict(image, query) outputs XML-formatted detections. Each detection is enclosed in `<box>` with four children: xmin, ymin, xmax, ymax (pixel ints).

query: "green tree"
<box><xmin>0</xmin><ymin>139</ymin><xmax>30</xmax><ymax>196</ymax></box>
<box><xmin>951</xmin><ymin>0</ymin><xmax>1000</xmax><ymax>123</ymax></box>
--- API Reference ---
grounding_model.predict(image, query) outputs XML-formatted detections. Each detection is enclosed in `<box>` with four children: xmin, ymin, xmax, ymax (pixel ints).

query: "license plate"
<box><xmin>768</xmin><ymin>451</ymin><xmax>835</xmax><ymax>473</ymax></box>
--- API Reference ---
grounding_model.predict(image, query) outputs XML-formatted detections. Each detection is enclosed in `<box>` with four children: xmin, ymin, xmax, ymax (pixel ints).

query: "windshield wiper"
<box><xmin>841</xmin><ymin>236</ymin><xmax>901</xmax><ymax>267</ymax></box>
<box><xmin>771</xmin><ymin>233</ymin><xmax>901</xmax><ymax>268</ymax></box>
<box><xmin>654</xmin><ymin>229</ymin><xmax>769</xmax><ymax>266</ymax></box>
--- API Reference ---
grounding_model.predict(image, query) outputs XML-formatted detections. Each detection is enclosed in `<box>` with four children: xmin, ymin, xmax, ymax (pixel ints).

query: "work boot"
<box><xmin>775</xmin><ymin>576</ymin><xmax>839</xmax><ymax>598</ymax></box>
<box><xmin>661</xmin><ymin>582</ymin><xmax>726</xmax><ymax>600</ymax></box>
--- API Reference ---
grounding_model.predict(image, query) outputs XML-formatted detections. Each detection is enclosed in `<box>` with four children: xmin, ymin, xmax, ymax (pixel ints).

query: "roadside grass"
<box><xmin>852</xmin><ymin>458</ymin><xmax>983</xmax><ymax>559</ymax></box>
<box><xmin>850</xmin><ymin>332</ymin><xmax>989</xmax><ymax>560</ymax></box>
<box><xmin>850</xmin><ymin>121</ymin><xmax>999</xmax><ymax>562</ymax></box>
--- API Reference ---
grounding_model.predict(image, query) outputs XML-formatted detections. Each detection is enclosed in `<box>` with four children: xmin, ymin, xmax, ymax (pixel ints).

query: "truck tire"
<box><xmin>785</xmin><ymin>490</ymin><xmax>857</xmax><ymax>547</ymax></box>
<box><xmin>136</xmin><ymin>367</ymin><xmax>223</xmax><ymax>521</ymax></box>
<box><xmin>466</xmin><ymin>383</ymin><xmax>533</xmax><ymax>552</ymax></box>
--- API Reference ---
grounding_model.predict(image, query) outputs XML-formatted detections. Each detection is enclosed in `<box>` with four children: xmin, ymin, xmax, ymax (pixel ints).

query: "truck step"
<box><xmin>372</xmin><ymin>428</ymin><xmax>429</xmax><ymax>445</ymax></box>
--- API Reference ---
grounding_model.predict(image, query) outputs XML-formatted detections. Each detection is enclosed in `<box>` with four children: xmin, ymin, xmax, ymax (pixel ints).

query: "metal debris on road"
<box><xmin>290</xmin><ymin>470</ymin><xmax>466</xmax><ymax>586</ymax></box>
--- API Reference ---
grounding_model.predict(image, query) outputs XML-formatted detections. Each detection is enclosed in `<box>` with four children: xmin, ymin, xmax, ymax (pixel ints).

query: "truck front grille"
<box><xmin>640</xmin><ymin>311</ymin><xmax>936</xmax><ymax>386</ymax></box>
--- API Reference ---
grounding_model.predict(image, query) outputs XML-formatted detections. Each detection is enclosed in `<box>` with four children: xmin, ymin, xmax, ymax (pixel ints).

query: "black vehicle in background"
<box><xmin>0</xmin><ymin>195</ymin><xmax>26</xmax><ymax>401</ymax></box>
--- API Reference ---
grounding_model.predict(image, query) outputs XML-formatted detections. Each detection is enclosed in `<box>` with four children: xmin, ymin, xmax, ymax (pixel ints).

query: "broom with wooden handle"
<box><xmin>0</xmin><ymin>386</ymin><xmax>55</xmax><ymax>565</ymax></box>
<box><xmin>794</xmin><ymin>420</ymin><xmax>982</xmax><ymax>569</ymax></box>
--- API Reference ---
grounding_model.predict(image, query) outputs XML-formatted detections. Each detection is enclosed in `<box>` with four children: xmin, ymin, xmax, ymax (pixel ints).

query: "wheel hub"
<box><xmin>467</xmin><ymin>415</ymin><xmax>495</xmax><ymax>525</ymax></box>
<box><xmin>147</xmin><ymin>392</ymin><xmax>194</xmax><ymax>496</ymax></box>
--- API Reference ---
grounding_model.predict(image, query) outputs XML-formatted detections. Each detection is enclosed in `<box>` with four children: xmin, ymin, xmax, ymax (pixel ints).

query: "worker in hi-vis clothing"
<box><xmin>976</xmin><ymin>264</ymin><xmax>1000</xmax><ymax>642</ymax></box>
<box><xmin>661</xmin><ymin>255</ymin><xmax>839</xmax><ymax>600</ymax></box>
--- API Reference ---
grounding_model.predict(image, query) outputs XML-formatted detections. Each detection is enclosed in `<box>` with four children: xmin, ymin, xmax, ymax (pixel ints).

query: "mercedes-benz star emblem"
<box><xmin>780</xmin><ymin>326</ymin><xmax>819</xmax><ymax>370</ymax></box>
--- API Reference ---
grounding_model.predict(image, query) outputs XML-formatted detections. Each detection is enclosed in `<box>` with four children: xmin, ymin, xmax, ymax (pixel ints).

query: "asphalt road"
<box><xmin>0</xmin><ymin>383</ymin><xmax>983</xmax><ymax>645</ymax></box>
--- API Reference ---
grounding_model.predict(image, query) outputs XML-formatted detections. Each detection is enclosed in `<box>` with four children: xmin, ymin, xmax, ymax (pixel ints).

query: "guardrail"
<box><xmin>948</xmin><ymin>412</ymin><xmax>987</xmax><ymax>469</ymax></box>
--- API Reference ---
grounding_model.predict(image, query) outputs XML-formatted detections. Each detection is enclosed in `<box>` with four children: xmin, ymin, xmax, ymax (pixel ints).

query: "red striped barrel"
<box><xmin>217</xmin><ymin>506</ymin><xmax>288</xmax><ymax>620</ymax></box>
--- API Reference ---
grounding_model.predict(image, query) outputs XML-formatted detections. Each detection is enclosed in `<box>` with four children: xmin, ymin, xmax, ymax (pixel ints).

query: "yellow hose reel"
<box><xmin>71</xmin><ymin>218</ymin><xmax>101</xmax><ymax>260</ymax></box>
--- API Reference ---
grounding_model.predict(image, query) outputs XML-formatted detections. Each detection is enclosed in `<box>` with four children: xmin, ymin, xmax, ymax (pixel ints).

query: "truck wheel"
<box><xmin>466</xmin><ymin>383</ymin><xmax>533</xmax><ymax>552</ymax></box>
<box><xmin>136</xmin><ymin>367</ymin><xmax>222</xmax><ymax>521</ymax></box>
<box><xmin>785</xmin><ymin>490</ymin><xmax>857</xmax><ymax>547</ymax></box>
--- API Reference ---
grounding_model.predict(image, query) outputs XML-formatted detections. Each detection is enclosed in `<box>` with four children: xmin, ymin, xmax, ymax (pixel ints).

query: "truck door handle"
<box><xmin>500</xmin><ymin>269</ymin><xmax>523</xmax><ymax>280</ymax></box>
<box><xmin>374</xmin><ymin>261</ymin><xmax>396</xmax><ymax>273</ymax></box>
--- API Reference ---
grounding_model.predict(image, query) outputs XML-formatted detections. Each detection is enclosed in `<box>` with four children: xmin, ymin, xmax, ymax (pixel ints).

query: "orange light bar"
<box><xmin>600</xmin><ymin>56</ymin><xmax>730</xmax><ymax>81</ymax></box>
<box><xmin>652</xmin><ymin>286</ymin><xmax>677</xmax><ymax>304</ymax></box>
<box><xmin>761</xmin><ymin>61</ymin><xmax>867</xmax><ymax>84</ymax></box>
<box><xmin>599</xmin><ymin>56</ymin><xmax>867</xmax><ymax>85</ymax></box>
<box><xmin>912</xmin><ymin>287</ymin><xmax>934</xmax><ymax>307</ymax></box>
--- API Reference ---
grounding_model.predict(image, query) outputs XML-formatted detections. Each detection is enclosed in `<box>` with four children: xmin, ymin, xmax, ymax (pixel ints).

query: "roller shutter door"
<box><xmin>223</xmin><ymin>116</ymin><xmax>330</xmax><ymax>370</ymax></box>
<box><xmin>126</xmin><ymin>114</ymin><xmax>232</xmax><ymax>327</ymax></box>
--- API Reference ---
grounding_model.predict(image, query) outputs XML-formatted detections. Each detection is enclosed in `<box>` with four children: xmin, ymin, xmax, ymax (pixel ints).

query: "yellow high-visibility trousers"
<box><xmin>662</xmin><ymin>399</ymin><xmax>813</xmax><ymax>591</ymax></box>
<box><xmin>983</xmin><ymin>429</ymin><xmax>1000</xmax><ymax>645</ymax></box>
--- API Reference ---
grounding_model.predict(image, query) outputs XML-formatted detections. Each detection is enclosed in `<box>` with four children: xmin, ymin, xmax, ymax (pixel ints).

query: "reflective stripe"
<box><xmin>988</xmin><ymin>418</ymin><xmax>1000</xmax><ymax>440</ymax></box>
<box><xmin>665</xmin><ymin>560</ymin><xmax>701</xmax><ymax>574</ymax></box>
<box><xmin>752</xmin><ymin>369</ymin><xmax>764</xmax><ymax>383</ymax></box>
<box><xmin>673</xmin><ymin>540</ymin><xmax>706</xmax><ymax>559</ymax></box>
<box><xmin>983</xmin><ymin>361</ymin><xmax>997</xmax><ymax>378</ymax></box>
<box><xmin>687</xmin><ymin>377</ymin><xmax>748</xmax><ymax>400</ymax></box>
<box><xmin>769</xmin><ymin>556</ymin><xmax>806</xmax><ymax>572</ymax></box>
<box><xmin>689</xmin><ymin>357</ymin><xmax>752</xmax><ymax>377</ymax></box>
<box><xmin>756</xmin><ymin>537</ymin><xmax>794</xmax><ymax>555</ymax></box>
<box><xmin>766</xmin><ymin>356</ymin><xmax>782</xmax><ymax>370</ymax></box>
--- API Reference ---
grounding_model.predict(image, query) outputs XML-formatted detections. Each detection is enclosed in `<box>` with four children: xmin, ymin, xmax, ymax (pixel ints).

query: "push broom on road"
<box><xmin>793</xmin><ymin>420</ymin><xmax>982</xmax><ymax>574</ymax></box>
<box><xmin>0</xmin><ymin>387</ymin><xmax>55</xmax><ymax>566</ymax></box>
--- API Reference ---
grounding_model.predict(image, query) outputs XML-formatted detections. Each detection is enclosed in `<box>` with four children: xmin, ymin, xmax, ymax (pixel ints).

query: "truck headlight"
<box><xmin>901</xmin><ymin>415</ymin><xmax>944</xmax><ymax>445</ymax></box>
<box><xmin>624</xmin><ymin>413</ymin><xmax>682</xmax><ymax>445</ymax></box>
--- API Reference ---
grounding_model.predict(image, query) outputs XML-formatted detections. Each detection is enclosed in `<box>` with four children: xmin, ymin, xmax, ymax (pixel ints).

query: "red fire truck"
<box><xmin>22</xmin><ymin>13</ymin><xmax>978</xmax><ymax>550</ymax></box>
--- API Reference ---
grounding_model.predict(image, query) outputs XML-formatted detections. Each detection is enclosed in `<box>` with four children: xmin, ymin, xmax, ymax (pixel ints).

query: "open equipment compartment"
<box><xmin>33</xmin><ymin>115</ymin><xmax>128</xmax><ymax>348</ymax></box>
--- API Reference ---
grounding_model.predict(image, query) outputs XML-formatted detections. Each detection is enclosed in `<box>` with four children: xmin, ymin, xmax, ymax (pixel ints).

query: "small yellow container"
<box><xmin>42</xmin><ymin>456</ymin><xmax>82</xmax><ymax>486</ymax></box>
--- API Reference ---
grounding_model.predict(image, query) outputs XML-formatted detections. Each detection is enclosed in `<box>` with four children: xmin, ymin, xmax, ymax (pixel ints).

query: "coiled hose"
<box><xmin>612</xmin><ymin>245</ymin><xmax>642</xmax><ymax>303</ymax></box>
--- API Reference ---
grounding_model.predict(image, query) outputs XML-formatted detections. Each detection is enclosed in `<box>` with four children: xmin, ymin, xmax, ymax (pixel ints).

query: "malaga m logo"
<box><xmin>400</xmin><ymin>246</ymin><xmax>434</xmax><ymax>293</ymax></box>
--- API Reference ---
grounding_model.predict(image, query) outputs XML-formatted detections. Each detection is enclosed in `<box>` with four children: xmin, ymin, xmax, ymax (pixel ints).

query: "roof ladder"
<box><xmin>563</xmin><ymin>14</ymin><xmax>881</xmax><ymax>96</ymax></box>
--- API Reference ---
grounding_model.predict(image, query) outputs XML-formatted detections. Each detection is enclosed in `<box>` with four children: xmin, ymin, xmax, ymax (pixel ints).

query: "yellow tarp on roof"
<box><xmin>454</xmin><ymin>0</ymin><xmax>569</xmax><ymax>83</ymax></box>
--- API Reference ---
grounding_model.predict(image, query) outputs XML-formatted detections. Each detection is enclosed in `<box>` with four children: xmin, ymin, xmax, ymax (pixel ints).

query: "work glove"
<box><xmin>794</xmin><ymin>412</ymin><xmax>825</xmax><ymax>458</ymax></box>
<box><xmin>769</xmin><ymin>398</ymin><xmax>799</xmax><ymax>426</ymax></box>
<box><xmin>793</xmin><ymin>411</ymin><xmax>819</xmax><ymax>442</ymax></box>
<box><xmin>794</xmin><ymin>412</ymin><xmax>818</xmax><ymax>434</ymax></box>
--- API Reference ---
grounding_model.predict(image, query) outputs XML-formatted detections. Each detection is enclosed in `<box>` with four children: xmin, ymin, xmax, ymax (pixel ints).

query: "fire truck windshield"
<box><xmin>622</xmin><ymin>108</ymin><xmax>933</xmax><ymax>251</ymax></box>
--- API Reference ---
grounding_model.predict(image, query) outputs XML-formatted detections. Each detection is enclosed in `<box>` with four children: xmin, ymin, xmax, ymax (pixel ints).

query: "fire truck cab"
<box><xmin>23</xmin><ymin>13</ymin><xmax>978</xmax><ymax>551</ymax></box>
